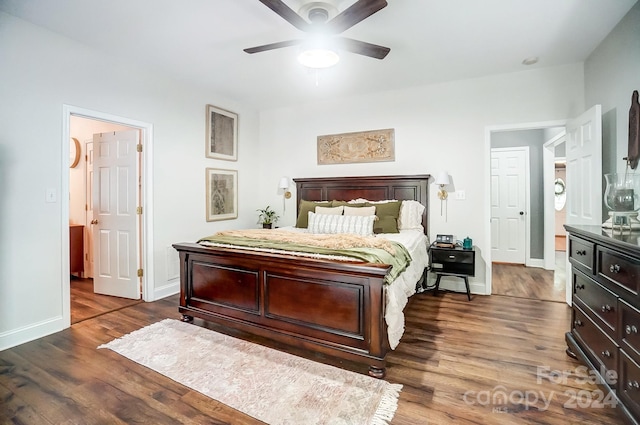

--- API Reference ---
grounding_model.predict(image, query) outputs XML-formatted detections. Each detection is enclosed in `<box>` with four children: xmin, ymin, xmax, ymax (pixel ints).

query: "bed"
<box><xmin>172</xmin><ymin>174</ymin><xmax>430</xmax><ymax>378</ymax></box>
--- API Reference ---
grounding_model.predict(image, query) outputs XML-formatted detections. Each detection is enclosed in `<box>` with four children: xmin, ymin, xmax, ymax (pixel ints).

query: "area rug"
<box><xmin>98</xmin><ymin>319</ymin><xmax>402</xmax><ymax>425</ymax></box>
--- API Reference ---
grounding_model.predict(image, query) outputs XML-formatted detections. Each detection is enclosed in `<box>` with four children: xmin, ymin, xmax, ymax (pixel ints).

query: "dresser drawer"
<box><xmin>573</xmin><ymin>306</ymin><xmax>618</xmax><ymax>373</ymax></box>
<box><xmin>619</xmin><ymin>350</ymin><xmax>640</xmax><ymax>417</ymax></box>
<box><xmin>620</xmin><ymin>300</ymin><xmax>640</xmax><ymax>357</ymax></box>
<box><xmin>573</xmin><ymin>270</ymin><xmax>618</xmax><ymax>333</ymax></box>
<box><xmin>569</xmin><ymin>236</ymin><xmax>594</xmax><ymax>272</ymax></box>
<box><xmin>598</xmin><ymin>247</ymin><xmax>640</xmax><ymax>295</ymax></box>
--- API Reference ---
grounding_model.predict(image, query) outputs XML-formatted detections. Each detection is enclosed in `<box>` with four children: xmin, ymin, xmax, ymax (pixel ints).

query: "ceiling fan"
<box><xmin>244</xmin><ymin>0</ymin><xmax>391</xmax><ymax>63</ymax></box>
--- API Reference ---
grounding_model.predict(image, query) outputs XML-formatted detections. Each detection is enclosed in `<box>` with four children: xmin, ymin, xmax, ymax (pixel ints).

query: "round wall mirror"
<box><xmin>554</xmin><ymin>177</ymin><xmax>566</xmax><ymax>211</ymax></box>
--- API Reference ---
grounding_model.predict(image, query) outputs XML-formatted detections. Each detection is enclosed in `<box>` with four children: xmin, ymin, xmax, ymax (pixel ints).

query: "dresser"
<box><xmin>565</xmin><ymin>225</ymin><xmax>640</xmax><ymax>423</ymax></box>
<box><xmin>69</xmin><ymin>224</ymin><xmax>84</xmax><ymax>276</ymax></box>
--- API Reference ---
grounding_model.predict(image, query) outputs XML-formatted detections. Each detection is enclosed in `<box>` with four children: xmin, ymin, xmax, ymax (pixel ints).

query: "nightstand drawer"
<box><xmin>431</xmin><ymin>249</ymin><xmax>474</xmax><ymax>265</ymax></box>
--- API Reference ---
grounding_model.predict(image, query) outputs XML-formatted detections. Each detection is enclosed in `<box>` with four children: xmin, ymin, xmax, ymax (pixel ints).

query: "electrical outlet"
<box><xmin>455</xmin><ymin>190</ymin><xmax>466</xmax><ymax>200</ymax></box>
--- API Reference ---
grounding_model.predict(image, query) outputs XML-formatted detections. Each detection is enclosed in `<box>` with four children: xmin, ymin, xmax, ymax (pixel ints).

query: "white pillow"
<box><xmin>307</xmin><ymin>212</ymin><xmax>375</xmax><ymax>236</ymax></box>
<box><xmin>344</xmin><ymin>206</ymin><xmax>376</xmax><ymax>216</ymax></box>
<box><xmin>348</xmin><ymin>198</ymin><xmax>397</xmax><ymax>204</ymax></box>
<box><xmin>398</xmin><ymin>200</ymin><xmax>425</xmax><ymax>231</ymax></box>
<box><xmin>315</xmin><ymin>205</ymin><xmax>344</xmax><ymax>215</ymax></box>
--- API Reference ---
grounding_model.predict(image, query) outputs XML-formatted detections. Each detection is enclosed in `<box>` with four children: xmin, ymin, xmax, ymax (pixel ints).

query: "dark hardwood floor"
<box><xmin>71</xmin><ymin>276</ymin><xmax>142</xmax><ymax>323</ymax></box>
<box><xmin>0</xmin><ymin>291</ymin><xmax>626</xmax><ymax>424</ymax></box>
<box><xmin>492</xmin><ymin>252</ymin><xmax>566</xmax><ymax>303</ymax></box>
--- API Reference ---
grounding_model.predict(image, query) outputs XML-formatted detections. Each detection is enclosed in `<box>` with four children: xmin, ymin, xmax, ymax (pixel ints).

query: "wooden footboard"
<box><xmin>173</xmin><ymin>242</ymin><xmax>392</xmax><ymax>378</ymax></box>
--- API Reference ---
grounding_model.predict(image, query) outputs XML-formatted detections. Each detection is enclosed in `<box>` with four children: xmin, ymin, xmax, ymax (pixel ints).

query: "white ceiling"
<box><xmin>1</xmin><ymin>0</ymin><xmax>636</xmax><ymax>110</ymax></box>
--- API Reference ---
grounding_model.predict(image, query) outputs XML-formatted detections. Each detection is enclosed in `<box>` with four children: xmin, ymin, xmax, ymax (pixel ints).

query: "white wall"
<box><xmin>258</xmin><ymin>64</ymin><xmax>585</xmax><ymax>294</ymax></box>
<box><xmin>0</xmin><ymin>12</ymin><xmax>261</xmax><ymax>350</ymax></box>
<box><xmin>585</xmin><ymin>1</ymin><xmax>640</xmax><ymax>177</ymax></box>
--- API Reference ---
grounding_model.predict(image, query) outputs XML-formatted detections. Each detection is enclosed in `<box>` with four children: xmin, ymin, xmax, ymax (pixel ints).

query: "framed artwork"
<box><xmin>317</xmin><ymin>128</ymin><xmax>395</xmax><ymax>165</ymax></box>
<box><xmin>206</xmin><ymin>168</ymin><xmax>238</xmax><ymax>221</ymax></box>
<box><xmin>206</xmin><ymin>104</ymin><xmax>238</xmax><ymax>161</ymax></box>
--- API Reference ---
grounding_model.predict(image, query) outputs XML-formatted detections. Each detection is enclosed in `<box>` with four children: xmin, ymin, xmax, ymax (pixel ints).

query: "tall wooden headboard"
<box><xmin>293</xmin><ymin>175</ymin><xmax>431</xmax><ymax>236</ymax></box>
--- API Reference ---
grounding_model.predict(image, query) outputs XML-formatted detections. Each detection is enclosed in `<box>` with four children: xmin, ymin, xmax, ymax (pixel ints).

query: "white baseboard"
<box><xmin>152</xmin><ymin>280</ymin><xmax>180</xmax><ymax>301</ymax></box>
<box><xmin>0</xmin><ymin>316</ymin><xmax>64</xmax><ymax>351</ymax></box>
<box><xmin>526</xmin><ymin>258</ymin><xmax>546</xmax><ymax>269</ymax></box>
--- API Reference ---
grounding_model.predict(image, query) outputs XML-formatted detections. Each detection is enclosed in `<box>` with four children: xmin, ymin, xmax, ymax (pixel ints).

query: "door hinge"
<box><xmin>137</xmin><ymin>206</ymin><xmax>143</xmax><ymax>215</ymax></box>
<box><xmin>85</xmin><ymin>204</ymin><xmax>88</xmax><ymax>211</ymax></box>
<box><xmin>137</xmin><ymin>143</ymin><xmax>143</xmax><ymax>152</ymax></box>
<box><xmin>137</xmin><ymin>268</ymin><xmax>143</xmax><ymax>277</ymax></box>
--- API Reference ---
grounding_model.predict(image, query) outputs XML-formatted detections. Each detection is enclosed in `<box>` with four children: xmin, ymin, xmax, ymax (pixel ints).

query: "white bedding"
<box><xmin>377</xmin><ymin>229</ymin><xmax>429</xmax><ymax>349</ymax></box>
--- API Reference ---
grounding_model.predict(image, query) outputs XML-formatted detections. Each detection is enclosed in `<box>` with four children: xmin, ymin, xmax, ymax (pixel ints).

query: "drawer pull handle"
<box><xmin>576</xmin><ymin>284</ymin><xmax>585</xmax><ymax>290</ymax></box>
<box><xmin>626</xmin><ymin>325</ymin><xmax>638</xmax><ymax>335</ymax></box>
<box><xmin>574</xmin><ymin>319</ymin><xmax>583</xmax><ymax>327</ymax></box>
<box><xmin>448</xmin><ymin>255</ymin><xmax>456</xmax><ymax>259</ymax></box>
<box><xmin>628</xmin><ymin>381</ymin><xmax>640</xmax><ymax>390</ymax></box>
<box><xmin>609</xmin><ymin>264</ymin><xmax>621</xmax><ymax>273</ymax></box>
<box><xmin>576</xmin><ymin>250</ymin><xmax>587</xmax><ymax>256</ymax></box>
<box><xmin>601</xmin><ymin>305</ymin><xmax>612</xmax><ymax>313</ymax></box>
<box><xmin>601</xmin><ymin>350</ymin><xmax>611</xmax><ymax>358</ymax></box>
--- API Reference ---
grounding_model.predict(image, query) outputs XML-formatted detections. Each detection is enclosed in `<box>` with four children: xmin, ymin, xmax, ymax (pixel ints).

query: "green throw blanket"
<box><xmin>197</xmin><ymin>232</ymin><xmax>411</xmax><ymax>285</ymax></box>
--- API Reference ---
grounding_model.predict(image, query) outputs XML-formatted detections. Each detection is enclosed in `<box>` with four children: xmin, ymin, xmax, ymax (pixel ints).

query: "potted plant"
<box><xmin>257</xmin><ymin>206</ymin><xmax>279</xmax><ymax>229</ymax></box>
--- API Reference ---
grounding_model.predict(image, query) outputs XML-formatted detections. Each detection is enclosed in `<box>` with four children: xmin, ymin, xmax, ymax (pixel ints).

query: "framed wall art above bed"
<box><xmin>205</xmin><ymin>104</ymin><xmax>237</xmax><ymax>161</ymax></box>
<box><xmin>205</xmin><ymin>168</ymin><xmax>237</xmax><ymax>222</ymax></box>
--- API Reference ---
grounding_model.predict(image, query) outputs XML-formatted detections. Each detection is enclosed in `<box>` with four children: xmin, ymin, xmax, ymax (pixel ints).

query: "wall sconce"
<box><xmin>435</xmin><ymin>171</ymin><xmax>451</xmax><ymax>218</ymax></box>
<box><xmin>435</xmin><ymin>171</ymin><xmax>451</xmax><ymax>200</ymax></box>
<box><xmin>279</xmin><ymin>176</ymin><xmax>291</xmax><ymax>213</ymax></box>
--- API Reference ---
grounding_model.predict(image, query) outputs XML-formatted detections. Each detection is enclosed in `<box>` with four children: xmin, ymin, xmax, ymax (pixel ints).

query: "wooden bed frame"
<box><xmin>173</xmin><ymin>175</ymin><xmax>430</xmax><ymax>378</ymax></box>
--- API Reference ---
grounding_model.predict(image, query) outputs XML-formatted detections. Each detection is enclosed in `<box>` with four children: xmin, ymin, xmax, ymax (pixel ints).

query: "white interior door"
<box><xmin>93</xmin><ymin>130</ymin><xmax>140</xmax><ymax>299</ymax></box>
<box><xmin>564</xmin><ymin>104</ymin><xmax>602</xmax><ymax>304</ymax></box>
<box><xmin>85</xmin><ymin>141</ymin><xmax>94</xmax><ymax>278</ymax></box>
<box><xmin>491</xmin><ymin>147</ymin><xmax>528</xmax><ymax>264</ymax></box>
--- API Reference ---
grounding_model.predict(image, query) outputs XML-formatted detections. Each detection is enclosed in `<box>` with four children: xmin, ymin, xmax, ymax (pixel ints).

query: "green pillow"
<box><xmin>366</xmin><ymin>201</ymin><xmax>401</xmax><ymax>234</ymax></box>
<box><xmin>296</xmin><ymin>200</ymin><xmax>332</xmax><ymax>228</ymax></box>
<box><xmin>331</xmin><ymin>200</ymin><xmax>366</xmax><ymax>207</ymax></box>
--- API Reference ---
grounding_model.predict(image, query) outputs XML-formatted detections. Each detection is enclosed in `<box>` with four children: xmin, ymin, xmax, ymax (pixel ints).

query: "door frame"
<box><xmin>484</xmin><ymin>120</ymin><xmax>567</xmax><ymax>296</ymax></box>
<box><xmin>61</xmin><ymin>104</ymin><xmax>155</xmax><ymax>328</ymax></box>
<box><xmin>542</xmin><ymin>130</ymin><xmax>566</xmax><ymax>271</ymax></box>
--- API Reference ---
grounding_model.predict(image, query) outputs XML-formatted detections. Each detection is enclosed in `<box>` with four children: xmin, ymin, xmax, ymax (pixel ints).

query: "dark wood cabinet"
<box><xmin>70</xmin><ymin>224</ymin><xmax>84</xmax><ymax>276</ymax></box>
<box><xmin>565</xmin><ymin>225</ymin><xmax>640</xmax><ymax>424</ymax></box>
<box><xmin>429</xmin><ymin>244</ymin><xmax>475</xmax><ymax>300</ymax></box>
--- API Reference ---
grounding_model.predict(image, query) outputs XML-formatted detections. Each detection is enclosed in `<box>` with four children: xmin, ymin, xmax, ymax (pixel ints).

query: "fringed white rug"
<box><xmin>98</xmin><ymin>319</ymin><xmax>402</xmax><ymax>425</ymax></box>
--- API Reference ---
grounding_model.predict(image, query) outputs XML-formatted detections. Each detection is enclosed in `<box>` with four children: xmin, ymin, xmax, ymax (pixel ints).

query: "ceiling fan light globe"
<box><xmin>297</xmin><ymin>48</ymin><xmax>340</xmax><ymax>68</ymax></box>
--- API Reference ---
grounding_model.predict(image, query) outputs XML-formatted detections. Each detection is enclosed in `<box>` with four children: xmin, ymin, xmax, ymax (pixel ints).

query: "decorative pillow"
<box><xmin>316</xmin><ymin>206</ymin><xmax>344</xmax><ymax>215</ymax></box>
<box><xmin>332</xmin><ymin>200</ymin><xmax>366</xmax><ymax>208</ymax></box>
<box><xmin>398</xmin><ymin>200</ymin><xmax>426</xmax><ymax>231</ymax></box>
<box><xmin>307</xmin><ymin>212</ymin><xmax>375</xmax><ymax>236</ymax></box>
<box><xmin>344</xmin><ymin>206</ymin><xmax>376</xmax><ymax>216</ymax></box>
<box><xmin>365</xmin><ymin>201</ymin><xmax>401</xmax><ymax>234</ymax></box>
<box><xmin>296</xmin><ymin>200</ymin><xmax>332</xmax><ymax>228</ymax></box>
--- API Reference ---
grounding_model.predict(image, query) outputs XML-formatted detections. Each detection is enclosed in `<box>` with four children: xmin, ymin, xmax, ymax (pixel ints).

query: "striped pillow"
<box><xmin>307</xmin><ymin>212</ymin><xmax>375</xmax><ymax>236</ymax></box>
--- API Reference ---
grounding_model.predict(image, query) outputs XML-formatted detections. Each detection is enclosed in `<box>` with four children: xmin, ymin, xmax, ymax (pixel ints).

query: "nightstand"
<box><xmin>429</xmin><ymin>244</ymin><xmax>475</xmax><ymax>300</ymax></box>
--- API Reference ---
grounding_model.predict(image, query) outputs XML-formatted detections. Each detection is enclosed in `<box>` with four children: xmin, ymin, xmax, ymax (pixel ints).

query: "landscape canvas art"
<box><xmin>317</xmin><ymin>128</ymin><xmax>395</xmax><ymax>165</ymax></box>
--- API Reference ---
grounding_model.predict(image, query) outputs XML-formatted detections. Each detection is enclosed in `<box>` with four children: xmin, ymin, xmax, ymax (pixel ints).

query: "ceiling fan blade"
<box><xmin>325</xmin><ymin>0</ymin><xmax>388</xmax><ymax>34</ymax></box>
<box><xmin>258</xmin><ymin>0</ymin><xmax>311</xmax><ymax>32</ymax></box>
<box><xmin>335</xmin><ymin>37</ymin><xmax>390</xmax><ymax>59</ymax></box>
<box><xmin>244</xmin><ymin>39</ymin><xmax>304</xmax><ymax>54</ymax></box>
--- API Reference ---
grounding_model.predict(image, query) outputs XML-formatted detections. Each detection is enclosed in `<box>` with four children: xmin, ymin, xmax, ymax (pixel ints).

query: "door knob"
<box><xmin>519</xmin><ymin>211</ymin><xmax>524</xmax><ymax>215</ymax></box>
<box><xmin>91</xmin><ymin>219</ymin><xmax>98</xmax><ymax>225</ymax></box>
